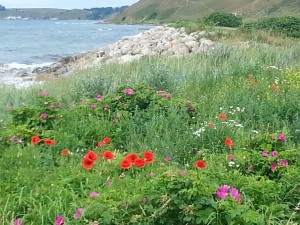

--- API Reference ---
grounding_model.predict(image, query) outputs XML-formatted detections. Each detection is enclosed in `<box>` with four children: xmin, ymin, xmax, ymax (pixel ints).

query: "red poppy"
<box><xmin>248</xmin><ymin>74</ymin><xmax>254</xmax><ymax>79</ymax></box>
<box><xmin>31</xmin><ymin>136</ymin><xmax>41</xmax><ymax>145</ymax></box>
<box><xmin>97</xmin><ymin>141</ymin><xmax>105</xmax><ymax>147</ymax></box>
<box><xmin>134</xmin><ymin>158</ymin><xmax>146</xmax><ymax>168</ymax></box>
<box><xmin>82</xmin><ymin>157</ymin><xmax>94</xmax><ymax>170</ymax></box>
<box><xmin>195</xmin><ymin>160</ymin><xmax>207</xmax><ymax>169</ymax></box>
<box><xmin>270</xmin><ymin>84</ymin><xmax>276</xmax><ymax>89</ymax></box>
<box><xmin>61</xmin><ymin>149</ymin><xmax>70</xmax><ymax>156</ymax></box>
<box><xmin>126</xmin><ymin>153</ymin><xmax>139</xmax><ymax>163</ymax></box>
<box><xmin>253</xmin><ymin>81</ymin><xmax>258</xmax><ymax>86</ymax></box>
<box><xmin>44</xmin><ymin>139</ymin><xmax>56</xmax><ymax>146</ymax></box>
<box><xmin>121</xmin><ymin>159</ymin><xmax>132</xmax><ymax>169</ymax></box>
<box><xmin>103</xmin><ymin>151</ymin><xmax>114</xmax><ymax>160</ymax></box>
<box><xmin>219</xmin><ymin>113</ymin><xmax>227</xmax><ymax>120</ymax></box>
<box><xmin>103</xmin><ymin>137</ymin><xmax>111</xmax><ymax>144</ymax></box>
<box><xmin>225</xmin><ymin>138</ymin><xmax>233</xmax><ymax>148</ymax></box>
<box><xmin>85</xmin><ymin>151</ymin><xmax>98</xmax><ymax>162</ymax></box>
<box><xmin>277</xmin><ymin>87</ymin><xmax>280</xmax><ymax>92</ymax></box>
<box><xmin>143</xmin><ymin>152</ymin><xmax>155</xmax><ymax>163</ymax></box>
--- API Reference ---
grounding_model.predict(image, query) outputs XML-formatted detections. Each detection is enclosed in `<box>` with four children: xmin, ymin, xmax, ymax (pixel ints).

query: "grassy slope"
<box><xmin>112</xmin><ymin>0</ymin><xmax>300</xmax><ymax>23</ymax></box>
<box><xmin>0</xmin><ymin>8</ymin><xmax>91</xmax><ymax>20</ymax></box>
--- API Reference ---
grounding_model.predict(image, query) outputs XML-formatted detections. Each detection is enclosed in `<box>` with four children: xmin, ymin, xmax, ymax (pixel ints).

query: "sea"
<box><xmin>0</xmin><ymin>20</ymin><xmax>153</xmax><ymax>88</ymax></box>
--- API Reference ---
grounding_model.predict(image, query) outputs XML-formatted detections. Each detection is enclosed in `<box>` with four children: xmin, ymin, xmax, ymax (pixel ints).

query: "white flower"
<box><xmin>228</xmin><ymin>161</ymin><xmax>236</xmax><ymax>167</ymax></box>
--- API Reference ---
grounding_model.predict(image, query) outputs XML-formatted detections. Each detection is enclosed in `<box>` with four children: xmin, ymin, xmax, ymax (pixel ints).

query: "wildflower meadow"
<box><xmin>1</xmin><ymin>32</ymin><xmax>300</xmax><ymax>224</ymax></box>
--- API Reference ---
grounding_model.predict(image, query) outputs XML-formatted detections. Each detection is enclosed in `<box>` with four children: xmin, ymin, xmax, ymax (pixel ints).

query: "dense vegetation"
<box><xmin>85</xmin><ymin>6</ymin><xmax>128</xmax><ymax>20</ymax></box>
<box><xmin>204</xmin><ymin>12</ymin><xmax>242</xmax><ymax>28</ymax></box>
<box><xmin>1</xmin><ymin>28</ymin><xmax>300</xmax><ymax>224</ymax></box>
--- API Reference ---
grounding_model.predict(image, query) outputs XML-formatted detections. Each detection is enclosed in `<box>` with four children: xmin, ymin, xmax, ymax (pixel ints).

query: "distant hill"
<box><xmin>112</xmin><ymin>0</ymin><xmax>300</xmax><ymax>23</ymax></box>
<box><xmin>0</xmin><ymin>7</ymin><xmax>128</xmax><ymax>20</ymax></box>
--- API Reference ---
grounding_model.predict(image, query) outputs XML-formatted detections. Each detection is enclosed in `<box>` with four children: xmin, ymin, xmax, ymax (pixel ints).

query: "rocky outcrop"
<box><xmin>33</xmin><ymin>26</ymin><xmax>217</xmax><ymax>77</ymax></box>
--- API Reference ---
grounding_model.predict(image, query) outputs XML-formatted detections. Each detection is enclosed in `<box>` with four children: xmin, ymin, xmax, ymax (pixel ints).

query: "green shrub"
<box><xmin>204</xmin><ymin>12</ymin><xmax>242</xmax><ymax>28</ymax></box>
<box><xmin>243</xmin><ymin>16</ymin><xmax>300</xmax><ymax>38</ymax></box>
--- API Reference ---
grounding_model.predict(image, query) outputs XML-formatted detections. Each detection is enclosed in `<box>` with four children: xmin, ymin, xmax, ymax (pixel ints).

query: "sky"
<box><xmin>0</xmin><ymin>0</ymin><xmax>139</xmax><ymax>9</ymax></box>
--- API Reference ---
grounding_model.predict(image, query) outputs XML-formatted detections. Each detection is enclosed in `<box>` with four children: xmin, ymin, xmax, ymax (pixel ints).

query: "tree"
<box><xmin>204</xmin><ymin>12</ymin><xmax>242</xmax><ymax>28</ymax></box>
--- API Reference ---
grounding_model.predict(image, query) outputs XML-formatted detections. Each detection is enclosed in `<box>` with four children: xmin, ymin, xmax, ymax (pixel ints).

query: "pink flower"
<box><xmin>196</xmin><ymin>150</ymin><xmax>201</xmax><ymax>155</ymax></box>
<box><xmin>228</xmin><ymin>155</ymin><xmax>234</xmax><ymax>161</ymax></box>
<box><xmin>230</xmin><ymin>188</ymin><xmax>241</xmax><ymax>201</ymax></box>
<box><xmin>218</xmin><ymin>185</ymin><xmax>230</xmax><ymax>193</ymax></box>
<box><xmin>271</xmin><ymin>163</ymin><xmax>278</xmax><ymax>171</ymax></box>
<box><xmin>73</xmin><ymin>208</ymin><xmax>83</xmax><ymax>219</ymax></box>
<box><xmin>38</xmin><ymin>92</ymin><xmax>49</xmax><ymax>96</ymax></box>
<box><xmin>106</xmin><ymin>180</ymin><xmax>113</xmax><ymax>186</ymax></box>
<box><xmin>216</xmin><ymin>189</ymin><xmax>228</xmax><ymax>198</ymax></box>
<box><xmin>187</xmin><ymin>100</ymin><xmax>192</xmax><ymax>104</ymax></box>
<box><xmin>55</xmin><ymin>103</ymin><xmax>61</xmax><ymax>108</ymax></box>
<box><xmin>41</xmin><ymin>113</ymin><xmax>47</xmax><ymax>119</ymax></box>
<box><xmin>14</xmin><ymin>218</ymin><xmax>23</xmax><ymax>225</ymax></box>
<box><xmin>262</xmin><ymin>150</ymin><xmax>268</xmax><ymax>157</ymax></box>
<box><xmin>81</xmin><ymin>100</ymin><xmax>85</xmax><ymax>106</ymax></box>
<box><xmin>91</xmin><ymin>104</ymin><xmax>96</xmax><ymax>109</ymax></box>
<box><xmin>157</xmin><ymin>90</ymin><xmax>165</xmax><ymax>95</ymax></box>
<box><xmin>248</xmin><ymin>166</ymin><xmax>253</xmax><ymax>172</ymax></box>
<box><xmin>165</xmin><ymin>156</ymin><xmax>172</xmax><ymax>162</ymax></box>
<box><xmin>55</xmin><ymin>215</ymin><xmax>64</xmax><ymax>225</ymax></box>
<box><xmin>97</xmin><ymin>95</ymin><xmax>102</xmax><ymax>102</ymax></box>
<box><xmin>271</xmin><ymin>151</ymin><xmax>278</xmax><ymax>157</ymax></box>
<box><xmin>7</xmin><ymin>106</ymin><xmax>14</xmax><ymax>110</ymax></box>
<box><xmin>280</xmin><ymin>160</ymin><xmax>288</xmax><ymax>167</ymax></box>
<box><xmin>89</xmin><ymin>192</ymin><xmax>100</xmax><ymax>197</ymax></box>
<box><xmin>124</xmin><ymin>89</ymin><xmax>134</xmax><ymax>95</ymax></box>
<box><xmin>181</xmin><ymin>169</ymin><xmax>188</xmax><ymax>175</ymax></box>
<box><xmin>165</xmin><ymin>93</ymin><xmax>171</xmax><ymax>99</ymax></box>
<box><xmin>278</xmin><ymin>133</ymin><xmax>286</xmax><ymax>142</ymax></box>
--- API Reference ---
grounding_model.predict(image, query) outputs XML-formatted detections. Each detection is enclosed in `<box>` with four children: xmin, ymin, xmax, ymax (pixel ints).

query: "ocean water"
<box><xmin>0</xmin><ymin>20</ymin><xmax>152</xmax><ymax>87</ymax></box>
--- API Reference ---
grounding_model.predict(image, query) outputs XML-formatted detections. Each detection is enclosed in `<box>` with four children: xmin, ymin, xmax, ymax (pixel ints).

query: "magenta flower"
<box><xmin>38</xmin><ymin>92</ymin><xmax>49</xmax><ymax>96</ymax></box>
<box><xmin>189</xmin><ymin>106</ymin><xmax>195</xmax><ymax>111</ymax></box>
<box><xmin>280</xmin><ymin>160</ymin><xmax>288</xmax><ymax>167</ymax></box>
<box><xmin>97</xmin><ymin>95</ymin><xmax>102</xmax><ymax>102</ymax></box>
<box><xmin>230</xmin><ymin>188</ymin><xmax>241</xmax><ymax>200</ymax></box>
<box><xmin>91</xmin><ymin>104</ymin><xmax>96</xmax><ymax>109</ymax></box>
<box><xmin>216</xmin><ymin>189</ymin><xmax>228</xmax><ymax>199</ymax></box>
<box><xmin>7</xmin><ymin>106</ymin><xmax>14</xmax><ymax>110</ymax></box>
<box><xmin>165</xmin><ymin>156</ymin><xmax>172</xmax><ymax>162</ymax></box>
<box><xmin>218</xmin><ymin>185</ymin><xmax>230</xmax><ymax>193</ymax></box>
<box><xmin>182</xmin><ymin>169</ymin><xmax>188</xmax><ymax>175</ymax></box>
<box><xmin>124</xmin><ymin>89</ymin><xmax>134</xmax><ymax>95</ymax></box>
<box><xmin>89</xmin><ymin>192</ymin><xmax>100</xmax><ymax>197</ymax></box>
<box><xmin>14</xmin><ymin>218</ymin><xmax>23</xmax><ymax>225</ymax></box>
<box><xmin>228</xmin><ymin>155</ymin><xmax>234</xmax><ymax>161</ymax></box>
<box><xmin>55</xmin><ymin>215</ymin><xmax>65</xmax><ymax>225</ymax></box>
<box><xmin>73</xmin><ymin>208</ymin><xmax>83</xmax><ymax>219</ymax></box>
<box><xmin>40</xmin><ymin>113</ymin><xmax>47</xmax><ymax>119</ymax></box>
<box><xmin>247</xmin><ymin>166</ymin><xmax>253</xmax><ymax>172</ymax></box>
<box><xmin>157</xmin><ymin>90</ymin><xmax>165</xmax><ymax>95</ymax></box>
<box><xmin>262</xmin><ymin>150</ymin><xmax>268</xmax><ymax>157</ymax></box>
<box><xmin>165</xmin><ymin>93</ymin><xmax>171</xmax><ymax>99</ymax></box>
<box><xmin>271</xmin><ymin>151</ymin><xmax>278</xmax><ymax>157</ymax></box>
<box><xmin>278</xmin><ymin>133</ymin><xmax>286</xmax><ymax>142</ymax></box>
<box><xmin>271</xmin><ymin>163</ymin><xmax>278</xmax><ymax>171</ymax></box>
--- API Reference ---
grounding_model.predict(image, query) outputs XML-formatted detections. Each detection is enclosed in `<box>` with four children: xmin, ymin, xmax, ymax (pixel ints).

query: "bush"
<box><xmin>204</xmin><ymin>12</ymin><xmax>242</xmax><ymax>28</ymax></box>
<box><xmin>243</xmin><ymin>17</ymin><xmax>300</xmax><ymax>38</ymax></box>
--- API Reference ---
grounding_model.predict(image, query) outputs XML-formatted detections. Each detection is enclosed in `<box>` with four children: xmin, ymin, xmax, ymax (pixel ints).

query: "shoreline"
<box><xmin>1</xmin><ymin>25</ymin><xmax>217</xmax><ymax>88</ymax></box>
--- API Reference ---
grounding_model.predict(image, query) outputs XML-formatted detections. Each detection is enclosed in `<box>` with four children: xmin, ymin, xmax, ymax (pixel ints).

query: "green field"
<box><xmin>0</xmin><ymin>28</ymin><xmax>300</xmax><ymax>224</ymax></box>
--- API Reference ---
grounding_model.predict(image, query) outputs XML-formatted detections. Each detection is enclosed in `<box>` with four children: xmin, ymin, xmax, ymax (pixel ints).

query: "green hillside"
<box><xmin>112</xmin><ymin>0</ymin><xmax>300</xmax><ymax>23</ymax></box>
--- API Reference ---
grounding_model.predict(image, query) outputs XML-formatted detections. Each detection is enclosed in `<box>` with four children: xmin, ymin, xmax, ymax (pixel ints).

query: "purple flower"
<box><xmin>124</xmin><ymin>89</ymin><xmax>134</xmax><ymax>95</ymax></box>
<box><xmin>247</xmin><ymin>166</ymin><xmax>253</xmax><ymax>172</ymax></box>
<box><xmin>97</xmin><ymin>95</ymin><xmax>102</xmax><ymax>102</ymax></box>
<box><xmin>157</xmin><ymin>90</ymin><xmax>165</xmax><ymax>95</ymax></box>
<box><xmin>271</xmin><ymin>151</ymin><xmax>278</xmax><ymax>157</ymax></box>
<box><xmin>262</xmin><ymin>150</ymin><xmax>268</xmax><ymax>157</ymax></box>
<box><xmin>216</xmin><ymin>189</ymin><xmax>228</xmax><ymax>199</ymax></box>
<box><xmin>218</xmin><ymin>185</ymin><xmax>230</xmax><ymax>193</ymax></box>
<box><xmin>89</xmin><ymin>192</ymin><xmax>100</xmax><ymax>197</ymax></box>
<box><xmin>280</xmin><ymin>160</ymin><xmax>288</xmax><ymax>167</ymax></box>
<box><xmin>165</xmin><ymin>156</ymin><xmax>172</xmax><ymax>162</ymax></box>
<box><xmin>41</xmin><ymin>113</ymin><xmax>47</xmax><ymax>119</ymax></box>
<box><xmin>271</xmin><ymin>163</ymin><xmax>278</xmax><ymax>171</ymax></box>
<box><xmin>278</xmin><ymin>133</ymin><xmax>286</xmax><ymax>142</ymax></box>
<box><xmin>55</xmin><ymin>215</ymin><xmax>65</xmax><ymax>225</ymax></box>
<box><xmin>73</xmin><ymin>208</ymin><xmax>83</xmax><ymax>219</ymax></box>
<box><xmin>14</xmin><ymin>218</ymin><xmax>23</xmax><ymax>225</ymax></box>
<box><xmin>182</xmin><ymin>169</ymin><xmax>188</xmax><ymax>175</ymax></box>
<box><xmin>7</xmin><ymin>106</ymin><xmax>14</xmax><ymax>110</ymax></box>
<box><xmin>91</xmin><ymin>104</ymin><xmax>96</xmax><ymax>109</ymax></box>
<box><xmin>228</xmin><ymin>155</ymin><xmax>234</xmax><ymax>161</ymax></box>
<box><xmin>165</xmin><ymin>93</ymin><xmax>171</xmax><ymax>99</ymax></box>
